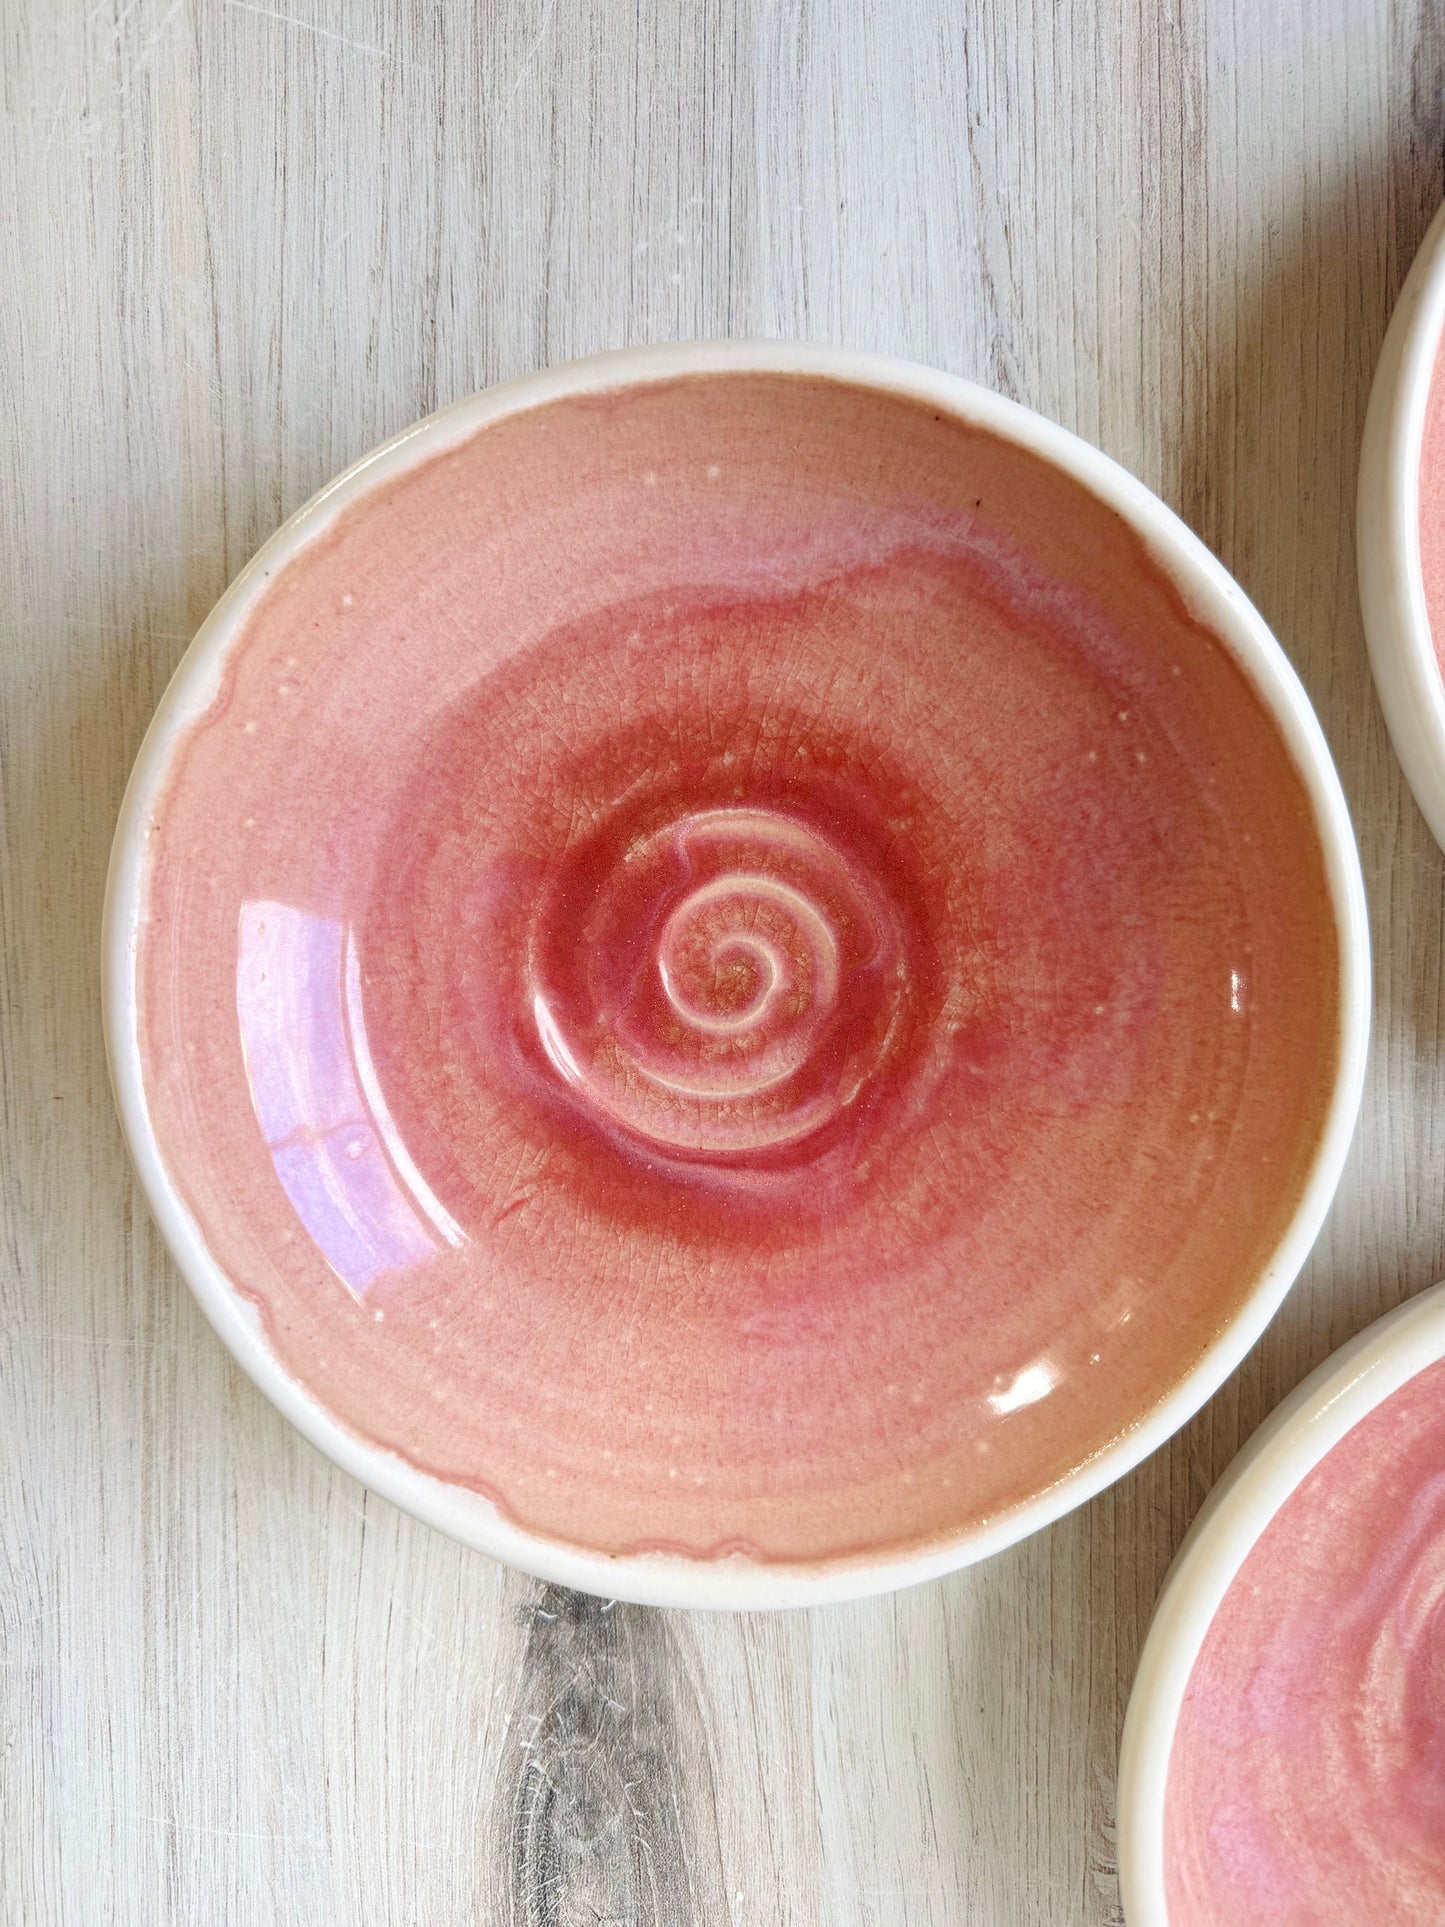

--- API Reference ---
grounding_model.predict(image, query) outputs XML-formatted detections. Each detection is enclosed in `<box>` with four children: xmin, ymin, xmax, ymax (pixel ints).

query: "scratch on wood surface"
<box><xmin>223</xmin><ymin>0</ymin><xmax>385</xmax><ymax>59</ymax></box>
<box><xmin>1089</xmin><ymin>1767</ymin><xmax>1125</xmax><ymax>1927</ymax></box>
<box><xmin>503</xmin><ymin>0</ymin><xmax>558</xmax><ymax>110</ymax></box>
<box><xmin>115</xmin><ymin>0</ymin><xmax>187</xmax><ymax>98</ymax></box>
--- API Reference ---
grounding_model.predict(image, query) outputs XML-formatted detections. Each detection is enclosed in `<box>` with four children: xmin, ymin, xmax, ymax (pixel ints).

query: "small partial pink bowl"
<box><xmin>104</xmin><ymin>343</ymin><xmax>1371</xmax><ymax>1609</ymax></box>
<box><xmin>1118</xmin><ymin>1281</ymin><xmax>1445</xmax><ymax>1922</ymax></box>
<box><xmin>1358</xmin><ymin>199</ymin><xmax>1445</xmax><ymax>848</ymax></box>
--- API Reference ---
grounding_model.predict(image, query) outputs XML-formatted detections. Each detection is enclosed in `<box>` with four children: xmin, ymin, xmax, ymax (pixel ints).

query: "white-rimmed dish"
<box><xmin>1358</xmin><ymin>197</ymin><xmax>1445</xmax><ymax>850</ymax></box>
<box><xmin>104</xmin><ymin>342</ymin><xmax>1370</xmax><ymax>1609</ymax></box>
<box><xmin>1118</xmin><ymin>1280</ymin><xmax>1445</xmax><ymax>1923</ymax></box>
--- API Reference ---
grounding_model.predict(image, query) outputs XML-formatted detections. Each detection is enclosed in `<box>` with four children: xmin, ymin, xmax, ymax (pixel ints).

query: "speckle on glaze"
<box><xmin>1165</xmin><ymin>1355</ymin><xmax>1445</xmax><ymax>1925</ymax></box>
<box><xmin>135</xmin><ymin>373</ymin><xmax>1340</xmax><ymax>1565</ymax></box>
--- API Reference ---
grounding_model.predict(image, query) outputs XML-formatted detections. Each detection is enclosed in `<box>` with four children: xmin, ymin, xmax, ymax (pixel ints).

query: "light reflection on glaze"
<box><xmin>988</xmin><ymin>1361</ymin><xmax>1057</xmax><ymax>1414</ymax></box>
<box><xmin>236</xmin><ymin>902</ymin><xmax>462</xmax><ymax>1294</ymax></box>
<box><xmin>1165</xmin><ymin>1354</ymin><xmax>1445</xmax><ymax>1925</ymax></box>
<box><xmin>135</xmin><ymin>373</ymin><xmax>1340</xmax><ymax>1564</ymax></box>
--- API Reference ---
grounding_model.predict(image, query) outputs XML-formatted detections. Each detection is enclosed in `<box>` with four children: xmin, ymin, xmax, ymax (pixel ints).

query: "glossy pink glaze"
<box><xmin>134</xmin><ymin>374</ymin><xmax>1340</xmax><ymax>1564</ymax></box>
<box><xmin>1165</xmin><ymin>1354</ymin><xmax>1445</xmax><ymax>1924</ymax></box>
<box><xmin>1421</xmin><ymin>340</ymin><xmax>1445</xmax><ymax>673</ymax></box>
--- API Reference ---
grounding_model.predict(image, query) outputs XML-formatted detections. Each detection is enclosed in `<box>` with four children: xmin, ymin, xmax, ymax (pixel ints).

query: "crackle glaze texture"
<box><xmin>134</xmin><ymin>373</ymin><xmax>1339</xmax><ymax>1565</ymax></box>
<box><xmin>1164</xmin><ymin>1354</ymin><xmax>1445</xmax><ymax>1925</ymax></box>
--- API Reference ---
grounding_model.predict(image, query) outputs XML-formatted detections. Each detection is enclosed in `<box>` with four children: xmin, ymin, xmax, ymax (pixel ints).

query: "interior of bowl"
<box><xmin>1123</xmin><ymin>1284</ymin><xmax>1445</xmax><ymax>1925</ymax></box>
<box><xmin>1413</xmin><ymin>247</ymin><xmax>1445</xmax><ymax>709</ymax></box>
<box><xmin>117</xmin><ymin>361</ymin><xmax>1350</xmax><ymax>1575</ymax></box>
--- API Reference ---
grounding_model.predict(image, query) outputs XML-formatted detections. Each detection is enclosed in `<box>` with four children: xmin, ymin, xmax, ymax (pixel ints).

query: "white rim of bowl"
<box><xmin>102</xmin><ymin>341</ymin><xmax>1372</xmax><ymax>1611</ymax></box>
<box><xmin>1358</xmin><ymin>197</ymin><xmax>1445</xmax><ymax>851</ymax></box>
<box><xmin>1117</xmin><ymin>1277</ymin><xmax>1445</xmax><ymax>1923</ymax></box>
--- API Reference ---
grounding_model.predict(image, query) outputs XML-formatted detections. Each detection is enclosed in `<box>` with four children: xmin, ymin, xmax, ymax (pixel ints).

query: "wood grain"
<box><xmin>2</xmin><ymin>1</ymin><xmax>1442</xmax><ymax>1920</ymax></box>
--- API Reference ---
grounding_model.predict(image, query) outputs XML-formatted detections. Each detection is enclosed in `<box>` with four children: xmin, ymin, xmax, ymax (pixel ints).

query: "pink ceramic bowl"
<box><xmin>1358</xmin><ymin>198</ymin><xmax>1445</xmax><ymax>849</ymax></box>
<box><xmin>1119</xmin><ymin>1282</ymin><xmax>1445</xmax><ymax>1924</ymax></box>
<box><xmin>104</xmin><ymin>344</ymin><xmax>1369</xmax><ymax>1608</ymax></box>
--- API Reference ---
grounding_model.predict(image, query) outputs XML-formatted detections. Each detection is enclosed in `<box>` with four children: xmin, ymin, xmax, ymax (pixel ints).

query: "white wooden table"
<box><xmin>3</xmin><ymin>3</ymin><xmax>1442</xmax><ymax>1920</ymax></box>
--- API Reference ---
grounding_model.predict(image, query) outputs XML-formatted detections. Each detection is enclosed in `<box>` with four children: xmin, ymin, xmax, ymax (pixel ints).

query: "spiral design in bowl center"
<box><xmin>529</xmin><ymin>806</ymin><xmax>906</xmax><ymax>1158</ymax></box>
